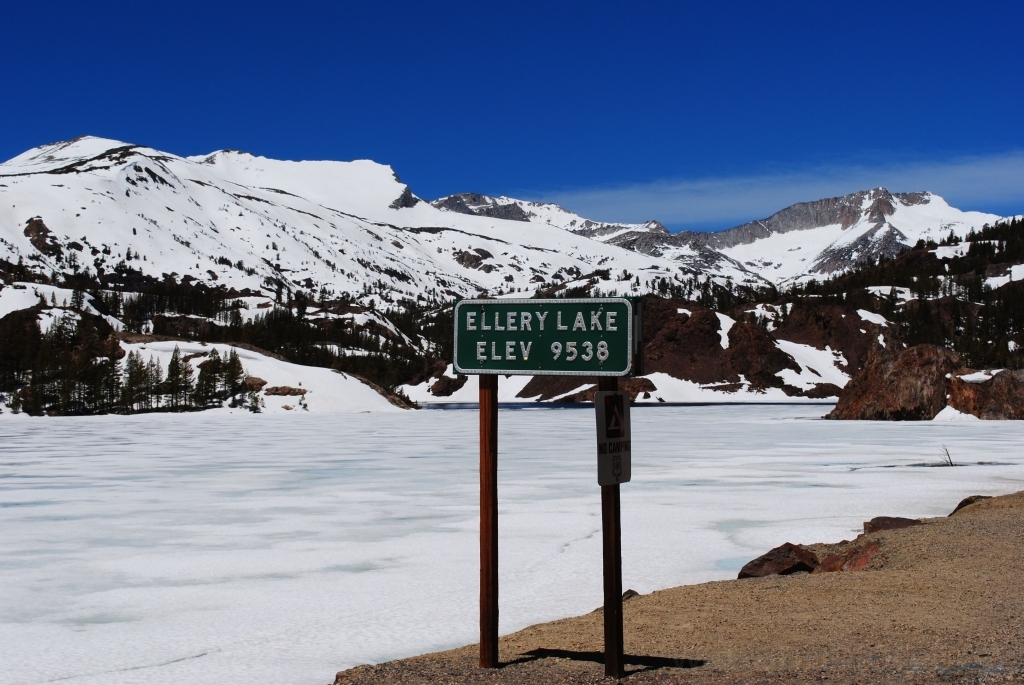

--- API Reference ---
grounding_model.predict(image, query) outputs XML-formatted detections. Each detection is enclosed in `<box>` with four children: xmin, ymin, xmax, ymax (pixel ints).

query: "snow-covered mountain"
<box><xmin>0</xmin><ymin>137</ymin><xmax>682</xmax><ymax>305</ymax></box>
<box><xmin>2</xmin><ymin>137</ymin><xmax>1007</xmax><ymax>304</ymax></box>
<box><xmin>434</xmin><ymin>190</ymin><xmax>1005</xmax><ymax>287</ymax></box>
<box><xmin>623</xmin><ymin>188</ymin><xmax>1005</xmax><ymax>285</ymax></box>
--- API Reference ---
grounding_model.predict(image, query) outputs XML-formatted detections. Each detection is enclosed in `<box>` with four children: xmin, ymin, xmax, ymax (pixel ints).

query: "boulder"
<box><xmin>814</xmin><ymin>541</ymin><xmax>882</xmax><ymax>573</ymax></box>
<box><xmin>949</xmin><ymin>495</ymin><xmax>992</xmax><ymax>516</ymax></box>
<box><xmin>737</xmin><ymin>542</ymin><xmax>819</xmax><ymax>579</ymax></box>
<box><xmin>827</xmin><ymin>344</ymin><xmax>961</xmax><ymax>420</ymax></box>
<box><xmin>843</xmin><ymin>542</ymin><xmax>880</xmax><ymax>571</ymax></box>
<box><xmin>863</xmin><ymin>516</ymin><xmax>921</xmax><ymax>534</ymax></box>
<box><xmin>243</xmin><ymin>376</ymin><xmax>267</xmax><ymax>392</ymax></box>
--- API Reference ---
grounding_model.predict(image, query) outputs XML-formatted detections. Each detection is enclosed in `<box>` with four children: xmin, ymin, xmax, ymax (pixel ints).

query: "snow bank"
<box><xmin>120</xmin><ymin>341</ymin><xmax>400</xmax><ymax>413</ymax></box>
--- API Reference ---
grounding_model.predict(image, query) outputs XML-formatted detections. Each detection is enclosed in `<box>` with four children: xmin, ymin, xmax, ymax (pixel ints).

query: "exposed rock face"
<box><xmin>432</xmin><ymin>193</ymin><xmax>531</xmax><ymax>222</ymax></box>
<box><xmin>429</xmin><ymin>374</ymin><xmax>467</xmax><ymax>397</ymax></box>
<box><xmin>827</xmin><ymin>344</ymin><xmax>961</xmax><ymax>420</ymax></box>
<box><xmin>949</xmin><ymin>369</ymin><xmax>1024</xmax><ymax>419</ymax></box>
<box><xmin>863</xmin><ymin>517</ymin><xmax>921</xmax><ymax>534</ymax></box>
<box><xmin>507</xmin><ymin>295</ymin><xmax>851</xmax><ymax>402</ymax></box>
<box><xmin>539</xmin><ymin>376</ymin><xmax>660</xmax><ymax>403</ymax></box>
<box><xmin>388</xmin><ymin>186</ymin><xmax>420</xmax><ymax>209</ymax></box>
<box><xmin>737</xmin><ymin>542</ymin><xmax>819</xmax><ymax>579</ymax></box>
<box><xmin>453</xmin><ymin>248</ymin><xmax>493</xmax><ymax>270</ymax></box>
<box><xmin>23</xmin><ymin>217</ymin><xmax>63</xmax><ymax>258</ymax></box>
<box><xmin>829</xmin><ymin>342</ymin><xmax>1024</xmax><ymax>420</ymax></box>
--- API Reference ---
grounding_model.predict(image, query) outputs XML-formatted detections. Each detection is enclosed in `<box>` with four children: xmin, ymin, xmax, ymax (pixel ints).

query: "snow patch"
<box><xmin>715</xmin><ymin>313</ymin><xmax>735</xmax><ymax>349</ymax></box>
<box><xmin>932</xmin><ymin>405</ymin><xmax>980</xmax><ymax>421</ymax></box>
<box><xmin>958</xmin><ymin>370</ymin><xmax>1002</xmax><ymax>384</ymax></box>
<box><xmin>773</xmin><ymin>340</ymin><xmax>850</xmax><ymax>390</ymax></box>
<box><xmin>856</xmin><ymin>309</ymin><xmax>888</xmax><ymax>327</ymax></box>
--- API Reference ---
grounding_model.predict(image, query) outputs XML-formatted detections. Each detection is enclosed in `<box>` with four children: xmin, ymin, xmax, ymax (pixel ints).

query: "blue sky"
<box><xmin>2</xmin><ymin>1</ymin><xmax>1022</xmax><ymax>231</ymax></box>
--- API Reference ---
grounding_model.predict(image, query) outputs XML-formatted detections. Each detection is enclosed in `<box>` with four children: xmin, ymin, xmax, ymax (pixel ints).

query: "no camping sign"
<box><xmin>595</xmin><ymin>390</ymin><xmax>631</xmax><ymax>485</ymax></box>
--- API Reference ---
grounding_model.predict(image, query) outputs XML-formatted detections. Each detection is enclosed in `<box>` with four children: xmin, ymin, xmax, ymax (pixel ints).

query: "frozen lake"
<box><xmin>1</xmin><ymin>405</ymin><xmax>1022</xmax><ymax>685</ymax></box>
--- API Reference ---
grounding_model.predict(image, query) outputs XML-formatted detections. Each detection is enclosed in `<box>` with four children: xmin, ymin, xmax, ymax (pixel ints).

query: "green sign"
<box><xmin>453</xmin><ymin>298</ymin><xmax>638</xmax><ymax>376</ymax></box>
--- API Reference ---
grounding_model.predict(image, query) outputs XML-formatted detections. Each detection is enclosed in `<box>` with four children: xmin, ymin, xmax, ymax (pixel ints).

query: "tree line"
<box><xmin>1</xmin><ymin>306</ymin><xmax>261</xmax><ymax>415</ymax></box>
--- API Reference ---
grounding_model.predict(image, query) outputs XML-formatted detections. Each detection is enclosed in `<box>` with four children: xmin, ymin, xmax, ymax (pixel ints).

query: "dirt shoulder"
<box><xmin>334</xmin><ymin>491</ymin><xmax>1024</xmax><ymax>684</ymax></box>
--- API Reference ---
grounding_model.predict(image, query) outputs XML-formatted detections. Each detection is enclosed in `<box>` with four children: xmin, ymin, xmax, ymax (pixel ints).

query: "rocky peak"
<box><xmin>431</xmin><ymin>193</ymin><xmax>532</xmax><ymax>222</ymax></box>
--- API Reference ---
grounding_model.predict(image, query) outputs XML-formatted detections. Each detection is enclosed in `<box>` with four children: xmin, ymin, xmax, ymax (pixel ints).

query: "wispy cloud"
<box><xmin>530</xmin><ymin>151</ymin><xmax>1024</xmax><ymax>231</ymax></box>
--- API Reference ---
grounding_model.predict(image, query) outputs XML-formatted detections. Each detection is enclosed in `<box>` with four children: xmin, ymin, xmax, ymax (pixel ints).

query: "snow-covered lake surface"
<box><xmin>2</xmin><ymin>406</ymin><xmax>1022</xmax><ymax>685</ymax></box>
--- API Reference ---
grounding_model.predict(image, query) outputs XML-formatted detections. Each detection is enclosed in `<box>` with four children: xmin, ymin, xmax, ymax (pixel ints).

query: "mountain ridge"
<box><xmin>1</xmin><ymin>137</ymin><xmax>1007</xmax><ymax>301</ymax></box>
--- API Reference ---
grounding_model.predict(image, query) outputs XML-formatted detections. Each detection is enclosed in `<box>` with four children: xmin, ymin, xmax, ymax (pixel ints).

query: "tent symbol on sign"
<box><xmin>603</xmin><ymin>394</ymin><xmax>625</xmax><ymax>439</ymax></box>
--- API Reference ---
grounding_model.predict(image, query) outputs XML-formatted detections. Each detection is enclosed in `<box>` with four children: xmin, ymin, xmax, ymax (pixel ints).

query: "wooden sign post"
<box><xmin>598</xmin><ymin>376</ymin><xmax>625</xmax><ymax>678</ymax></box>
<box><xmin>454</xmin><ymin>298</ymin><xmax>642</xmax><ymax>675</ymax></box>
<box><xmin>479</xmin><ymin>373</ymin><xmax>499</xmax><ymax>668</ymax></box>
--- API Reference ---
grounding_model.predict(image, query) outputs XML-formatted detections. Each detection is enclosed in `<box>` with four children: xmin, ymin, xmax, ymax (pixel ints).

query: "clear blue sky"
<box><xmin>2</xmin><ymin>1</ymin><xmax>1022</xmax><ymax>230</ymax></box>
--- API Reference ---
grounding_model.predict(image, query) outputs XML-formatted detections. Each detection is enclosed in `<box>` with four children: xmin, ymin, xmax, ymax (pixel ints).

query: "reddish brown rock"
<box><xmin>726</xmin><ymin>322</ymin><xmax>801</xmax><ymax>390</ymax></box>
<box><xmin>815</xmin><ymin>548</ymin><xmax>858</xmax><ymax>573</ymax></box>
<box><xmin>773</xmin><ymin>303</ymin><xmax>877</xmax><ymax>373</ymax></box>
<box><xmin>243</xmin><ymin>376</ymin><xmax>267</xmax><ymax>392</ymax></box>
<box><xmin>643</xmin><ymin>300</ymin><xmax>735</xmax><ymax>385</ymax></box>
<box><xmin>264</xmin><ymin>386</ymin><xmax>307</xmax><ymax>396</ymax></box>
<box><xmin>827</xmin><ymin>344</ymin><xmax>961</xmax><ymax>420</ymax></box>
<box><xmin>737</xmin><ymin>542</ymin><xmax>819</xmax><ymax>579</ymax></box>
<box><xmin>814</xmin><ymin>542</ymin><xmax>882</xmax><ymax>573</ymax></box>
<box><xmin>429</xmin><ymin>374</ymin><xmax>468</xmax><ymax>397</ymax></box>
<box><xmin>843</xmin><ymin>542</ymin><xmax>880</xmax><ymax>571</ymax></box>
<box><xmin>949</xmin><ymin>369</ymin><xmax>1024</xmax><ymax>420</ymax></box>
<box><xmin>863</xmin><ymin>516</ymin><xmax>921</xmax><ymax>534</ymax></box>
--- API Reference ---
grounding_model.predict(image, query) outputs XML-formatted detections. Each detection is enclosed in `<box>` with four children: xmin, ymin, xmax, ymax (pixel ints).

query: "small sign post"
<box><xmin>454</xmin><ymin>298</ymin><xmax>641</xmax><ymax>676</ymax></box>
<box><xmin>595</xmin><ymin>390</ymin><xmax>631</xmax><ymax>487</ymax></box>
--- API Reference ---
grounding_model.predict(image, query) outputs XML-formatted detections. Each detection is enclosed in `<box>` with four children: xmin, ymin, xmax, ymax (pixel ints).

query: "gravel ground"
<box><xmin>333</xmin><ymin>491</ymin><xmax>1024</xmax><ymax>684</ymax></box>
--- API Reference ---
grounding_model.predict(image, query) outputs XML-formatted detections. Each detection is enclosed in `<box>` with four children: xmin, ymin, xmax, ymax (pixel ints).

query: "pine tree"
<box><xmin>193</xmin><ymin>349</ymin><xmax>222</xmax><ymax>408</ymax></box>
<box><xmin>123</xmin><ymin>351</ymin><xmax>147</xmax><ymax>412</ymax></box>
<box><xmin>223</xmin><ymin>348</ymin><xmax>244</xmax><ymax>397</ymax></box>
<box><xmin>165</xmin><ymin>346</ymin><xmax>196</xmax><ymax>410</ymax></box>
<box><xmin>165</xmin><ymin>347</ymin><xmax>182</xmax><ymax>408</ymax></box>
<box><xmin>147</xmin><ymin>356</ymin><xmax>163</xmax><ymax>409</ymax></box>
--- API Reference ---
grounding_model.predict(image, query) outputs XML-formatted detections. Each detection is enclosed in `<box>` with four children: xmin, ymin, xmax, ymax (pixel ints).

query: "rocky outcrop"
<box><xmin>23</xmin><ymin>217</ymin><xmax>63</xmax><ymax>258</ymax></box>
<box><xmin>388</xmin><ymin>186</ymin><xmax>420</xmax><ymax>209</ymax></box>
<box><xmin>826</xmin><ymin>344</ymin><xmax>961</xmax><ymax>420</ymax></box>
<box><xmin>429</xmin><ymin>374</ymin><xmax>467</xmax><ymax>397</ymax></box>
<box><xmin>828</xmin><ymin>343</ymin><xmax>1024</xmax><ymax>420</ymax></box>
<box><xmin>949</xmin><ymin>369</ymin><xmax>1024</xmax><ymax>419</ymax></box>
<box><xmin>531</xmin><ymin>376</ymin><xmax>659</xmax><ymax>403</ymax></box>
<box><xmin>737</xmin><ymin>543</ymin><xmax>819</xmax><ymax>578</ymax></box>
<box><xmin>432</xmin><ymin>193</ymin><xmax>531</xmax><ymax>222</ymax></box>
<box><xmin>641</xmin><ymin>297</ymin><xmax>801</xmax><ymax>389</ymax></box>
<box><xmin>264</xmin><ymin>386</ymin><xmax>307</xmax><ymax>396</ymax></box>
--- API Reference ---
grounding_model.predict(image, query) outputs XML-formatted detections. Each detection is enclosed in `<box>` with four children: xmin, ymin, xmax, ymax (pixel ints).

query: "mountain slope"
<box><xmin>0</xmin><ymin>137</ymin><xmax>684</xmax><ymax>305</ymax></box>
